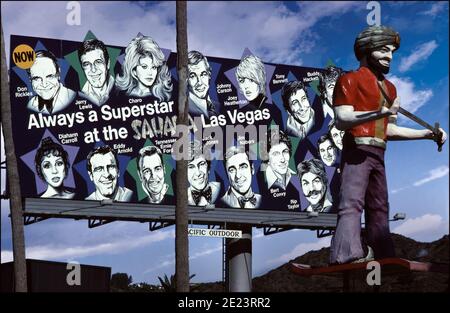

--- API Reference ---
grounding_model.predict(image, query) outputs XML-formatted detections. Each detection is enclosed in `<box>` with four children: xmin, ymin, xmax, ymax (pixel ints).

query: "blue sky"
<box><xmin>1</xmin><ymin>1</ymin><xmax>449</xmax><ymax>285</ymax></box>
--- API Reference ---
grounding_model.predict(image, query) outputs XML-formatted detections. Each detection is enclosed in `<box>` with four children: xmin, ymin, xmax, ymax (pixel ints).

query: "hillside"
<box><xmin>195</xmin><ymin>233</ymin><xmax>449</xmax><ymax>292</ymax></box>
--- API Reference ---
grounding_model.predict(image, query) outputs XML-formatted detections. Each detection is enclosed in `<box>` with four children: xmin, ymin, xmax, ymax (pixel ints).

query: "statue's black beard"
<box><xmin>368</xmin><ymin>55</ymin><xmax>390</xmax><ymax>75</ymax></box>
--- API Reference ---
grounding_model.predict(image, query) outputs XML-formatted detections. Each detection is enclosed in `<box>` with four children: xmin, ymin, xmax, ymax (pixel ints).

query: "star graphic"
<box><xmin>307</xmin><ymin>113</ymin><xmax>333</xmax><ymax>151</ymax></box>
<box><xmin>211</xmin><ymin>158</ymin><xmax>228</xmax><ymax>191</ymax></box>
<box><xmin>208</xmin><ymin>60</ymin><xmax>222</xmax><ymax>108</ymax></box>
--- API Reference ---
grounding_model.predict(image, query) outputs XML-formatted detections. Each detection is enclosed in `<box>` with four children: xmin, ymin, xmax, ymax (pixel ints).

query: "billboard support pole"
<box><xmin>175</xmin><ymin>0</ymin><xmax>190</xmax><ymax>292</ymax></box>
<box><xmin>1</xmin><ymin>25</ymin><xmax>28</xmax><ymax>292</ymax></box>
<box><xmin>226</xmin><ymin>224</ymin><xmax>252</xmax><ymax>292</ymax></box>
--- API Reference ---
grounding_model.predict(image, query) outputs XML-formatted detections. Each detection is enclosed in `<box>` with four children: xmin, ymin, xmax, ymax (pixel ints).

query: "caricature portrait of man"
<box><xmin>187</xmin><ymin>50</ymin><xmax>217</xmax><ymax>118</ymax></box>
<box><xmin>137</xmin><ymin>146</ymin><xmax>173</xmax><ymax>204</ymax></box>
<box><xmin>220</xmin><ymin>146</ymin><xmax>261</xmax><ymax>209</ymax></box>
<box><xmin>281</xmin><ymin>80</ymin><xmax>315</xmax><ymax>140</ymax></box>
<box><xmin>27</xmin><ymin>50</ymin><xmax>76</xmax><ymax>114</ymax></box>
<box><xmin>258</xmin><ymin>129</ymin><xmax>300</xmax><ymax>211</ymax></box>
<box><xmin>187</xmin><ymin>140</ymin><xmax>220</xmax><ymax>206</ymax></box>
<box><xmin>297</xmin><ymin>159</ymin><xmax>332</xmax><ymax>213</ymax></box>
<box><xmin>78</xmin><ymin>39</ymin><xmax>115</xmax><ymax>106</ymax></box>
<box><xmin>263</xmin><ymin>129</ymin><xmax>295</xmax><ymax>190</ymax></box>
<box><xmin>318</xmin><ymin>66</ymin><xmax>344</xmax><ymax>119</ymax></box>
<box><xmin>318</xmin><ymin>134</ymin><xmax>338</xmax><ymax>167</ymax></box>
<box><xmin>328</xmin><ymin>120</ymin><xmax>345</xmax><ymax>150</ymax></box>
<box><xmin>85</xmin><ymin>146</ymin><xmax>132</xmax><ymax>201</ymax></box>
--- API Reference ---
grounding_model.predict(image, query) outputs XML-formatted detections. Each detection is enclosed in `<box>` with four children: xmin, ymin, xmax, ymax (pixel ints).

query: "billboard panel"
<box><xmin>9</xmin><ymin>34</ymin><xmax>342</xmax><ymax>213</ymax></box>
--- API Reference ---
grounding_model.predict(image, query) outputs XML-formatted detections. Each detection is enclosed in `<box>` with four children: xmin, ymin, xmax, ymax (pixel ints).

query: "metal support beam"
<box><xmin>23</xmin><ymin>198</ymin><xmax>339</xmax><ymax>230</ymax></box>
<box><xmin>263</xmin><ymin>226</ymin><xmax>292</xmax><ymax>236</ymax></box>
<box><xmin>88</xmin><ymin>218</ymin><xmax>113</xmax><ymax>228</ymax></box>
<box><xmin>222</xmin><ymin>237</ymin><xmax>227</xmax><ymax>291</ymax></box>
<box><xmin>316</xmin><ymin>229</ymin><xmax>334</xmax><ymax>238</ymax></box>
<box><xmin>392</xmin><ymin>213</ymin><xmax>406</xmax><ymax>221</ymax></box>
<box><xmin>149</xmin><ymin>221</ymin><xmax>174</xmax><ymax>231</ymax></box>
<box><xmin>24</xmin><ymin>215</ymin><xmax>48</xmax><ymax>225</ymax></box>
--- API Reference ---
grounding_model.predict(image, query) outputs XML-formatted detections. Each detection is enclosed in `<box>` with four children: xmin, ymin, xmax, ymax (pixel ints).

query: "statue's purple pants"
<box><xmin>330</xmin><ymin>142</ymin><xmax>395</xmax><ymax>264</ymax></box>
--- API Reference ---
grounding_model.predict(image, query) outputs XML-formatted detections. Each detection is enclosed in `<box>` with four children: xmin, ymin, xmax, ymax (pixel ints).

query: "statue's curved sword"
<box><xmin>377</xmin><ymin>81</ymin><xmax>443</xmax><ymax>152</ymax></box>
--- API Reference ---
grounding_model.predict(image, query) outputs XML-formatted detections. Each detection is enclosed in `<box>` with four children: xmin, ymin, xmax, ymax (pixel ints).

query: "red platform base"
<box><xmin>290</xmin><ymin>258</ymin><xmax>449</xmax><ymax>276</ymax></box>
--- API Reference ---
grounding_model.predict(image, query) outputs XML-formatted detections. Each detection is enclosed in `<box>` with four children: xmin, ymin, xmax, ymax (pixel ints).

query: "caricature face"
<box><xmin>301</xmin><ymin>172</ymin><xmax>325</xmax><ymax>206</ymax></box>
<box><xmin>133</xmin><ymin>55</ymin><xmax>158</xmax><ymax>88</ymax></box>
<box><xmin>139</xmin><ymin>153</ymin><xmax>165</xmax><ymax>196</ymax></box>
<box><xmin>81</xmin><ymin>49</ymin><xmax>109</xmax><ymax>88</ymax></box>
<box><xmin>89</xmin><ymin>152</ymin><xmax>118</xmax><ymax>198</ymax></box>
<box><xmin>238</xmin><ymin>77</ymin><xmax>260</xmax><ymax>101</ymax></box>
<box><xmin>319</xmin><ymin>139</ymin><xmax>337</xmax><ymax>166</ymax></box>
<box><xmin>289</xmin><ymin>89</ymin><xmax>312</xmax><ymax>123</ymax></box>
<box><xmin>30</xmin><ymin>57</ymin><xmax>60</xmax><ymax>100</ymax></box>
<box><xmin>325</xmin><ymin>81</ymin><xmax>336</xmax><ymax>106</ymax></box>
<box><xmin>188</xmin><ymin>156</ymin><xmax>208</xmax><ymax>191</ymax></box>
<box><xmin>369</xmin><ymin>44</ymin><xmax>396</xmax><ymax>74</ymax></box>
<box><xmin>268</xmin><ymin>142</ymin><xmax>290</xmax><ymax>176</ymax></box>
<box><xmin>330</xmin><ymin>125</ymin><xmax>344</xmax><ymax>150</ymax></box>
<box><xmin>41</xmin><ymin>153</ymin><xmax>65</xmax><ymax>188</ymax></box>
<box><xmin>226</xmin><ymin>152</ymin><xmax>253</xmax><ymax>195</ymax></box>
<box><xmin>188</xmin><ymin>60</ymin><xmax>210</xmax><ymax>99</ymax></box>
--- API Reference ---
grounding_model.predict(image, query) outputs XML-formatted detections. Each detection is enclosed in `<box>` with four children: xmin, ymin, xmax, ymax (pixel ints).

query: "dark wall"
<box><xmin>1</xmin><ymin>259</ymin><xmax>111</xmax><ymax>292</ymax></box>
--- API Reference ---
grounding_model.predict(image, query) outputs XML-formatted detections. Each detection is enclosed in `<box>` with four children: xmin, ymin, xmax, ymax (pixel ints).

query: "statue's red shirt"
<box><xmin>333</xmin><ymin>66</ymin><xmax>397</xmax><ymax>141</ymax></box>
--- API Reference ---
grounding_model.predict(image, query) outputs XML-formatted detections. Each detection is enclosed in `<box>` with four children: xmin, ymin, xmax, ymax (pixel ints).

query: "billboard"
<box><xmin>9</xmin><ymin>34</ymin><xmax>342</xmax><ymax>213</ymax></box>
